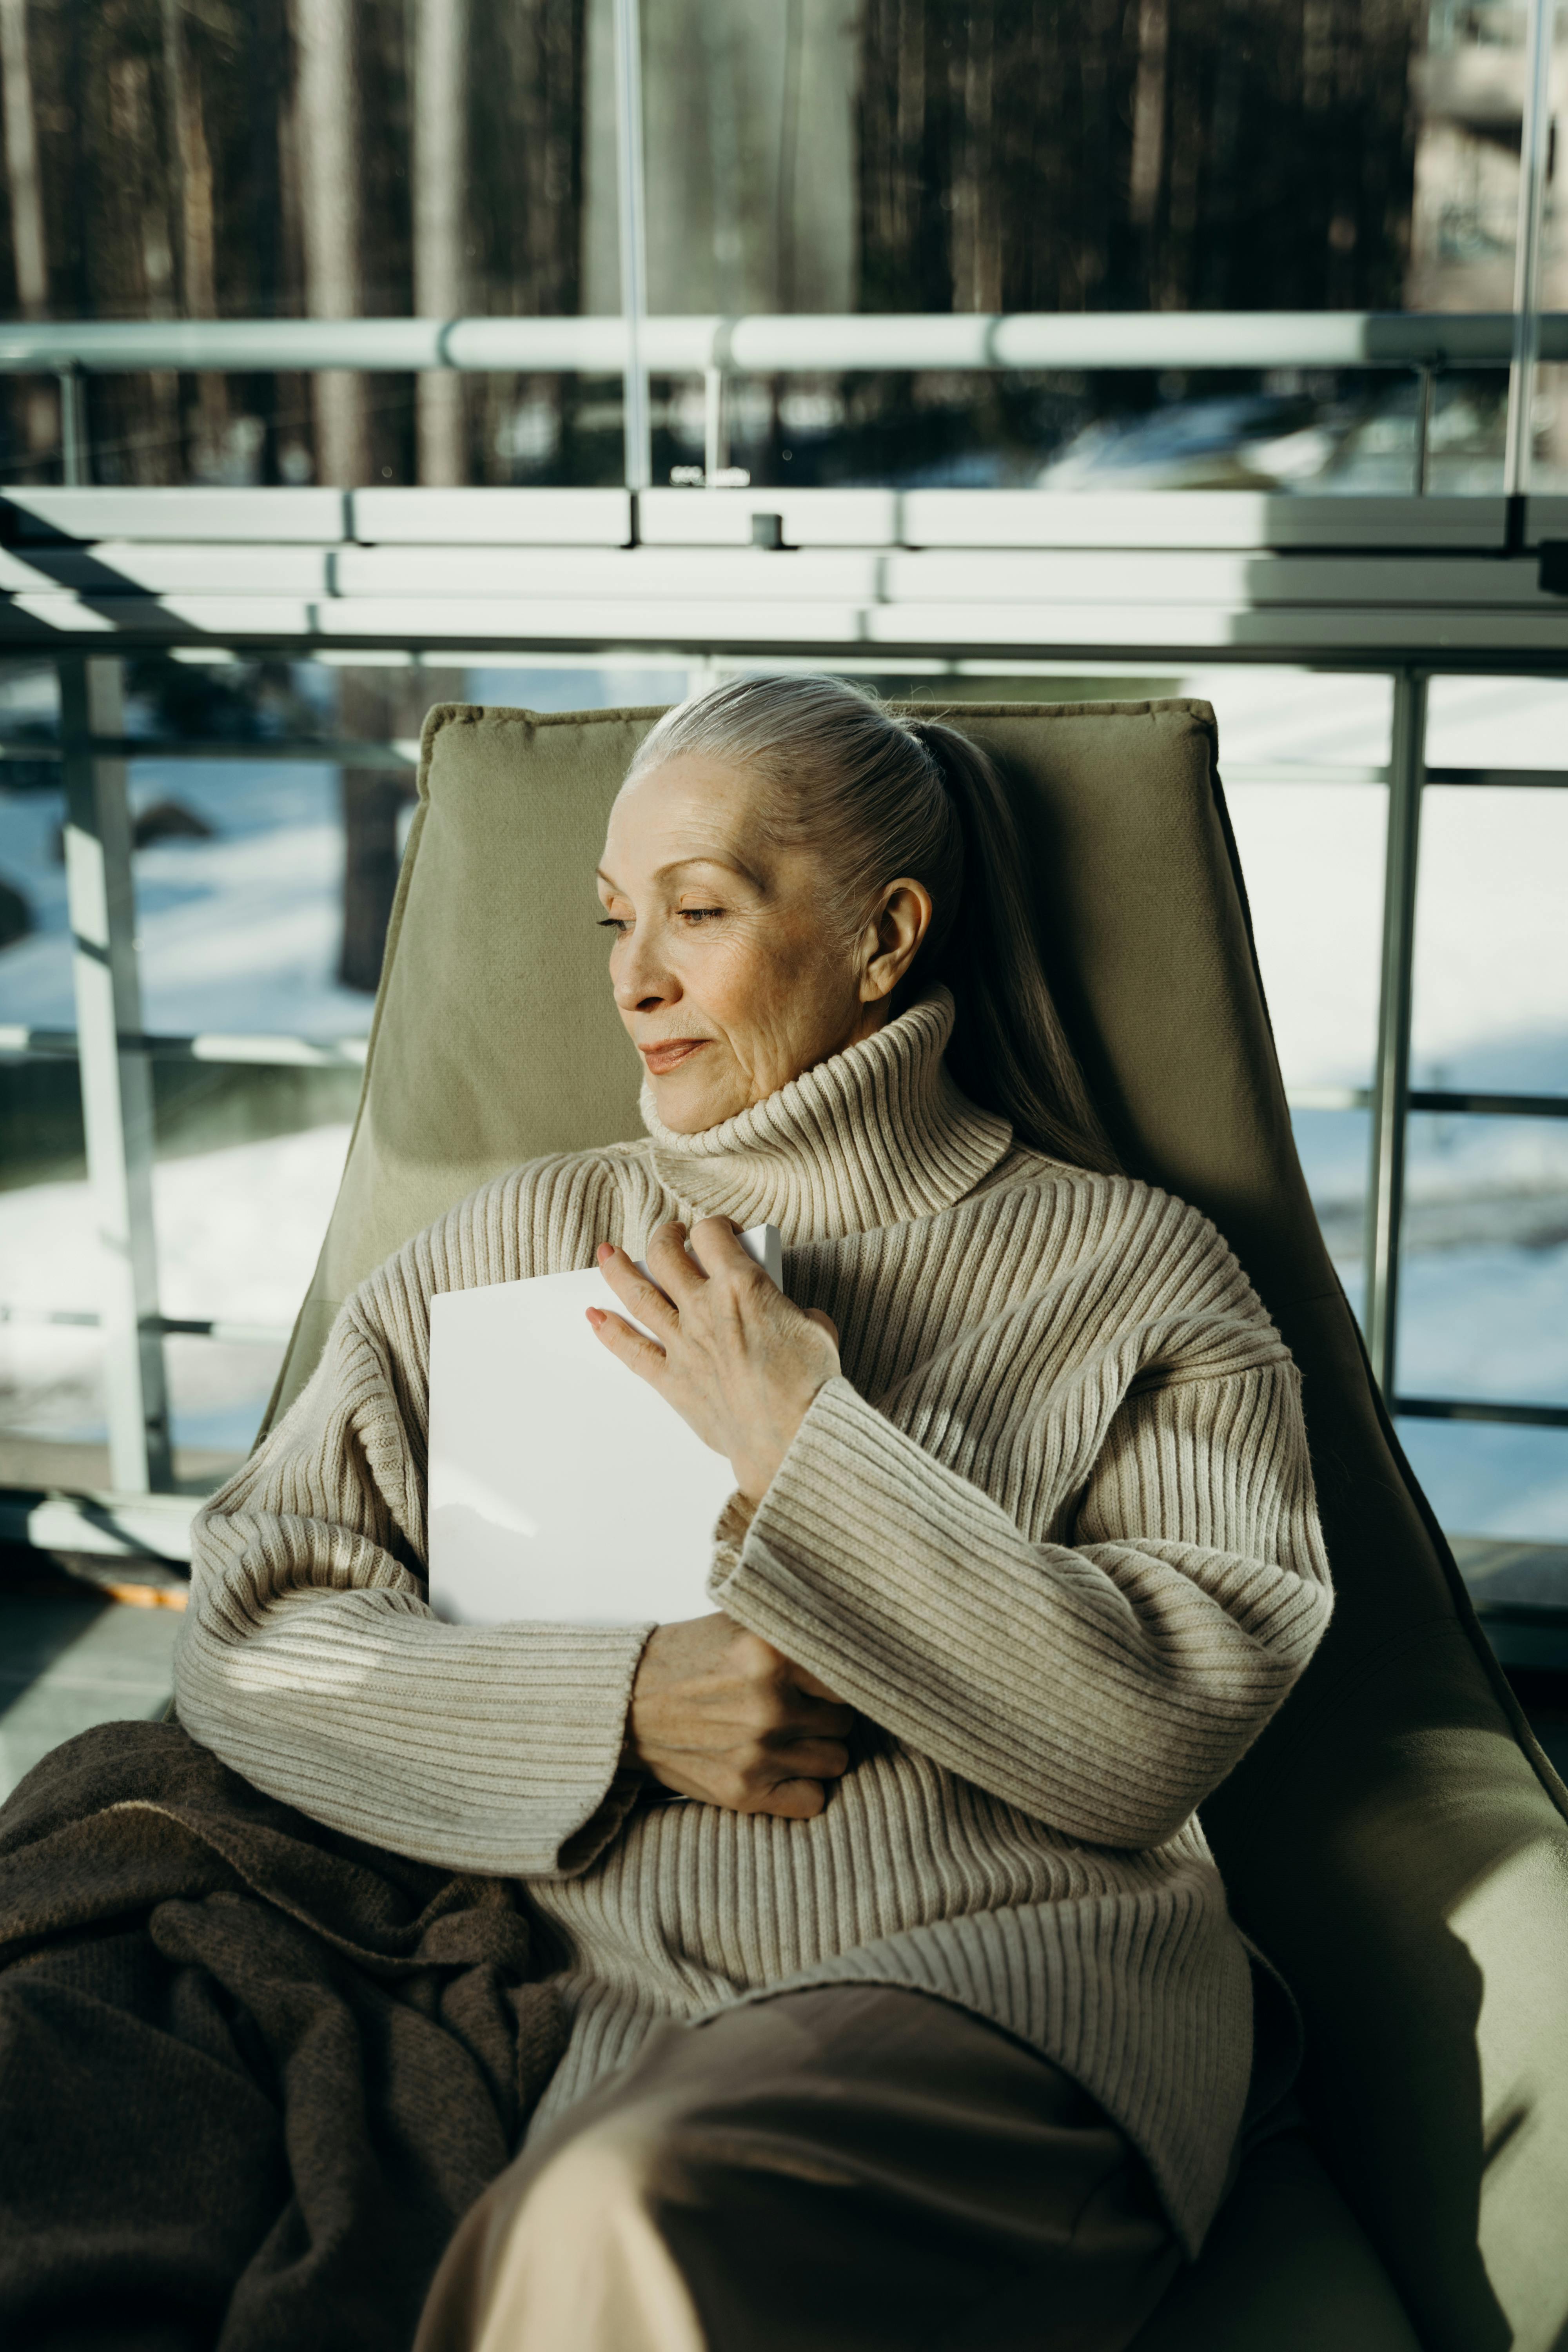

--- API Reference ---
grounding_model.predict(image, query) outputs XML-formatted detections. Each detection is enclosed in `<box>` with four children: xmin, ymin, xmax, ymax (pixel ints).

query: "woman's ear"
<box><xmin>859</xmin><ymin>878</ymin><xmax>933</xmax><ymax>1003</ymax></box>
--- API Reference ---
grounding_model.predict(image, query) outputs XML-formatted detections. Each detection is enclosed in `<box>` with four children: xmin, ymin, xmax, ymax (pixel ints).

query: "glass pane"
<box><xmin>0</xmin><ymin>1134</ymin><xmax>105</xmax><ymax>1489</ymax></box>
<box><xmin>1397</xmin><ymin>1420</ymin><xmax>1568</xmax><ymax>1546</ymax></box>
<box><xmin>1524</xmin><ymin>363</ymin><xmax>1568</xmax><ymax>494</ymax></box>
<box><xmin>0</xmin><ymin>1076</ymin><xmax>354</xmax><ymax>1486</ymax></box>
<box><xmin>1225</xmin><ymin>782</ymin><xmax>1386</xmax><ymax>1090</ymax></box>
<box><xmin>624</xmin><ymin>0</ymin><xmax>1517</xmax><ymax>490</ymax></box>
<box><xmin>1183</xmin><ymin>668</ymin><xmax>1392</xmax><ymax>773</ymax></box>
<box><xmin>125</xmin><ymin>656</ymin><xmax>432</xmax><ymax>1036</ymax></box>
<box><xmin>0</xmin><ymin>1060</ymin><xmax>93</xmax><ymax>1485</ymax></box>
<box><xmin>0</xmin><ymin>1073</ymin><xmax>356</xmax><ymax>1483</ymax></box>
<box><xmin>0</xmin><ymin>1</ymin><xmax>1530</xmax><ymax>488</ymax></box>
<box><xmin>160</xmin><ymin>1334</ymin><xmax>281</xmax><ymax>1472</ymax></box>
<box><xmin>129</xmin><ymin>755</ymin><xmax>378</xmax><ymax>1037</ymax></box>
<box><xmin>1290</xmin><ymin>1106</ymin><xmax>1371</xmax><ymax>1326</ymax></box>
<box><xmin>153</xmin><ymin>1074</ymin><xmax>354</xmax><ymax>1307</ymax></box>
<box><xmin>638</xmin><ymin>0</ymin><xmax>1497</xmax><ymax>317</ymax></box>
<box><xmin>1396</xmin><ymin>1113</ymin><xmax>1568</xmax><ymax>1406</ymax></box>
<box><xmin>1410</xmin><ymin>785</ymin><xmax>1568</xmax><ymax>1098</ymax></box>
<box><xmin>462</xmin><ymin>663</ymin><xmax>690</xmax><ymax>711</ymax></box>
<box><xmin>0</xmin><ymin>661</ymin><xmax>67</xmax><ymax>1028</ymax></box>
<box><xmin>1425</xmin><ymin>674</ymin><xmax>1568</xmax><ymax>773</ymax></box>
<box><xmin>0</xmin><ymin>1323</ymin><xmax>105</xmax><ymax>1492</ymax></box>
<box><xmin>154</xmin><ymin>1065</ymin><xmax>357</xmax><ymax>1470</ymax></box>
<box><xmin>1420</xmin><ymin>372</ymin><xmax>1508</xmax><ymax>497</ymax></box>
<box><xmin>1409</xmin><ymin>0</ymin><xmax>1526</xmax><ymax>314</ymax></box>
<box><xmin>0</xmin><ymin>0</ymin><xmax>591</xmax><ymax>486</ymax></box>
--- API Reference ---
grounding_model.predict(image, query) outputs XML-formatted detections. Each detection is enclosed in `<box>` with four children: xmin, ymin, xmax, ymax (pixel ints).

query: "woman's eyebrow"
<box><xmin>654</xmin><ymin>854</ymin><xmax>763</xmax><ymax>887</ymax></box>
<box><xmin>595</xmin><ymin>854</ymin><xmax>765</xmax><ymax>891</ymax></box>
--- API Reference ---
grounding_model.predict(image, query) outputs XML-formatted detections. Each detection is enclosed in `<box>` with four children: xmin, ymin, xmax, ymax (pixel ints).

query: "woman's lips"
<box><xmin>640</xmin><ymin>1038</ymin><xmax>710</xmax><ymax>1076</ymax></box>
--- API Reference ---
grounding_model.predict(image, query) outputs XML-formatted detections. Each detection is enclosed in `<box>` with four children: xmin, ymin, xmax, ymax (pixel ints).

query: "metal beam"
<box><xmin>59</xmin><ymin>655</ymin><xmax>172</xmax><ymax>1492</ymax></box>
<box><xmin>0</xmin><ymin>1486</ymin><xmax>196</xmax><ymax>1562</ymax></box>
<box><xmin>1363</xmin><ymin>669</ymin><xmax>1427</xmax><ymax>1396</ymax></box>
<box><xmin>0</xmin><ymin>311</ymin><xmax>1562</xmax><ymax>377</ymax></box>
<box><xmin>56</xmin><ymin>364</ymin><xmax>89</xmax><ymax>483</ymax></box>
<box><xmin>1396</xmin><ymin>1397</ymin><xmax>1568</xmax><ymax>1431</ymax></box>
<box><xmin>1504</xmin><ymin>0</ymin><xmax>1553</xmax><ymax>505</ymax></box>
<box><xmin>612</xmin><ymin>0</ymin><xmax>652</xmax><ymax>493</ymax></box>
<box><xmin>0</xmin><ymin>739</ymin><xmax>418</xmax><ymax>769</ymax></box>
<box><xmin>0</xmin><ymin>1025</ymin><xmax>368</xmax><ymax>1066</ymax></box>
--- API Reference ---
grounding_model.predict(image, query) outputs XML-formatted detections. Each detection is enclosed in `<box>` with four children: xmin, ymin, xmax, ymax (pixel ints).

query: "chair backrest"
<box><xmin>270</xmin><ymin>699</ymin><xmax>1568</xmax><ymax>2352</ymax></box>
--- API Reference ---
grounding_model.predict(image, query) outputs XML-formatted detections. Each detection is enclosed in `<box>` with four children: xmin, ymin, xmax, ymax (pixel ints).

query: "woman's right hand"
<box><xmin>627</xmin><ymin>1613</ymin><xmax>853</xmax><ymax>1818</ymax></box>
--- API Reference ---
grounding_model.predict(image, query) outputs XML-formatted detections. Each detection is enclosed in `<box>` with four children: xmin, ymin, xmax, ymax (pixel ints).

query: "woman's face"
<box><xmin>597</xmin><ymin>751</ymin><xmax>928</xmax><ymax>1134</ymax></box>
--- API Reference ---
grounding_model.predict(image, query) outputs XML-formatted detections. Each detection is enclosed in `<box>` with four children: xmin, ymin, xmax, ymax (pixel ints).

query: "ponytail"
<box><xmin>624</xmin><ymin>676</ymin><xmax>1120</xmax><ymax>1175</ymax></box>
<box><xmin>904</xmin><ymin>719</ymin><xmax>1119</xmax><ymax>1174</ymax></box>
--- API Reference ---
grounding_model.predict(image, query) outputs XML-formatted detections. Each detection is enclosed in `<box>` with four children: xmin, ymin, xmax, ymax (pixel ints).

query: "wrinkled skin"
<box><xmin>596</xmin><ymin>749</ymin><xmax>927</xmax><ymax>1132</ymax></box>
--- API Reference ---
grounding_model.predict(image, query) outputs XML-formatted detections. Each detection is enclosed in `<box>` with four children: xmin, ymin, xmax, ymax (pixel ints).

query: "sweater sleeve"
<box><xmin>710</xmin><ymin>1341</ymin><xmax>1332</xmax><ymax>1850</ymax></box>
<box><xmin>176</xmin><ymin>1264</ymin><xmax>652</xmax><ymax>1880</ymax></box>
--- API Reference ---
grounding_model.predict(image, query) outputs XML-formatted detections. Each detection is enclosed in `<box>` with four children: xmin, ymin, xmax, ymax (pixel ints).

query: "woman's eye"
<box><xmin>596</xmin><ymin>908</ymin><xmax>722</xmax><ymax>933</ymax></box>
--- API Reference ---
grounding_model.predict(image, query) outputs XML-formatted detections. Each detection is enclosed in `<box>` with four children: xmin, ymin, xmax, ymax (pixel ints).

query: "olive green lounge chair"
<box><xmin>264</xmin><ymin>698</ymin><xmax>1568</xmax><ymax>2352</ymax></box>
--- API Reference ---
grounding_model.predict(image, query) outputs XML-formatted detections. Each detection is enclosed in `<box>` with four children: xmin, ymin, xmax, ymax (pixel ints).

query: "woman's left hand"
<box><xmin>588</xmin><ymin>1219</ymin><xmax>840</xmax><ymax>1506</ymax></box>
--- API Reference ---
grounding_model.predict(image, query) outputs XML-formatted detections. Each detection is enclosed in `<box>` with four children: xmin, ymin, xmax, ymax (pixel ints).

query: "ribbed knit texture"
<box><xmin>178</xmin><ymin>991</ymin><xmax>1332</xmax><ymax>2254</ymax></box>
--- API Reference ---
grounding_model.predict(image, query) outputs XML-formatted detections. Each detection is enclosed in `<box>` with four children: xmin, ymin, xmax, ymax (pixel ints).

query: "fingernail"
<box><xmin>586</xmin><ymin>1307</ymin><xmax>605</xmax><ymax>1328</ymax></box>
<box><xmin>596</xmin><ymin>1243</ymin><xmax>612</xmax><ymax>1263</ymax></box>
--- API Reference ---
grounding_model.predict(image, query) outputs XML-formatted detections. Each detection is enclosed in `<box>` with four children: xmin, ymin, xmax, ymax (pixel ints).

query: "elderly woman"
<box><xmin>176</xmin><ymin>676</ymin><xmax>1332</xmax><ymax>2352</ymax></box>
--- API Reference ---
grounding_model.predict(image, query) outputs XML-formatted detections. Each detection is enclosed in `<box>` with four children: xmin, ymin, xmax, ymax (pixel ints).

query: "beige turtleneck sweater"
<box><xmin>177</xmin><ymin>993</ymin><xmax>1332</xmax><ymax>2253</ymax></box>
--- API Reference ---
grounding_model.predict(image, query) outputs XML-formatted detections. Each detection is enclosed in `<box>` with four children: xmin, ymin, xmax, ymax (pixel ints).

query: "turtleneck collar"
<box><xmin>639</xmin><ymin>988</ymin><xmax>1013</xmax><ymax>1244</ymax></box>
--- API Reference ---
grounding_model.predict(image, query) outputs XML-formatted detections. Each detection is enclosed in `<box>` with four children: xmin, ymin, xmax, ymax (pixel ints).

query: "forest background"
<box><xmin>0</xmin><ymin>0</ymin><xmax>1443</xmax><ymax>491</ymax></box>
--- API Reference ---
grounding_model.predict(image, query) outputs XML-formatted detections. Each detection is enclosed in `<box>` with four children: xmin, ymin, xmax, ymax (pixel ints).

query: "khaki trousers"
<box><xmin>415</xmin><ymin>1984</ymin><xmax>1181</xmax><ymax>2352</ymax></box>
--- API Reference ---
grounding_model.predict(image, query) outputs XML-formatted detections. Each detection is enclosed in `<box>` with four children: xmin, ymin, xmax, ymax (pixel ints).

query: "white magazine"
<box><xmin>427</xmin><ymin>1225</ymin><xmax>784</xmax><ymax>1628</ymax></box>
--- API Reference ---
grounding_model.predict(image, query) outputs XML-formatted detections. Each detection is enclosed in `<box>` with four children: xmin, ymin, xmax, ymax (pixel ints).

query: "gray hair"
<box><xmin>625</xmin><ymin>674</ymin><xmax>1118</xmax><ymax>1174</ymax></box>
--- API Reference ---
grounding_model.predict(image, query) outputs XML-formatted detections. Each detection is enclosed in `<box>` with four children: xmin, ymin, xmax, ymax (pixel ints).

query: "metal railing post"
<box><xmin>1413</xmin><ymin>364</ymin><xmax>1434</xmax><ymax>495</ymax></box>
<box><xmin>56</xmin><ymin>363</ymin><xmax>89</xmax><ymax>484</ymax></box>
<box><xmin>1363</xmin><ymin>668</ymin><xmax>1428</xmax><ymax>1399</ymax></box>
<box><xmin>59</xmin><ymin>655</ymin><xmax>172</xmax><ymax>1491</ymax></box>
<box><xmin>703</xmin><ymin>363</ymin><xmax>727</xmax><ymax>482</ymax></box>
<box><xmin>613</xmin><ymin>0</ymin><xmax>652</xmax><ymax>494</ymax></box>
<box><xmin>1504</xmin><ymin>0</ymin><xmax>1552</xmax><ymax>515</ymax></box>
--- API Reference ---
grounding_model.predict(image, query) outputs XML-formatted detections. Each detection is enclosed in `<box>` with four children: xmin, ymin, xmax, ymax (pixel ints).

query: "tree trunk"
<box><xmin>108</xmin><ymin>52</ymin><xmax>181</xmax><ymax>480</ymax></box>
<box><xmin>336</xmin><ymin>667</ymin><xmax>459</xmax><ymax>994</ymax></box>
<box><xmin>162</xmin><ymin>0</ymin><xmax>229</xmax><ymax>477</ymax></box>
<box><xmin>413</xmin><ymin>0</ymin><xmax>469</xmax><ymax>484</ymax></box>
<box><xmin>1129</xmin><ymin>0</ymin><xmax>1168</xmax><ymax>232</ymax></box>
<box><xmin>293</xmin><ymin>0</ymin><xmax>368</xmax><ymax>485</ymax></box>
<box><xmin>0</xmin><ymin>0</ymin><xmax>57</xmax><ymax>466</ymax></box>
<box><xmin>336</xmin><ymin>768</ymin><xmax>407</xmax><ymax>993</ymax></box>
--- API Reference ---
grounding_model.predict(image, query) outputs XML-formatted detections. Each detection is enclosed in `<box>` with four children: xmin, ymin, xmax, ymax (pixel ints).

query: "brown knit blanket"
<box><xmin>0</xmin><ymin>1719</ymin><xmax>565</xmax><ymax>2352</ymax></box>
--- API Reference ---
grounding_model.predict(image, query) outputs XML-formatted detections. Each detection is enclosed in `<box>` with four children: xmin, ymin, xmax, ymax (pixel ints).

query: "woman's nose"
<box><xmin>612</xmin><ymin>929</ymin><xmax>678</xmax><ymax>1013</ymax></box>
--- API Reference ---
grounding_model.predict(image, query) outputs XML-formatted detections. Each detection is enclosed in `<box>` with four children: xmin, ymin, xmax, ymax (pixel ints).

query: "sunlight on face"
<box><xmin>596</xmin><ymin>751</ymin><xmax>888</xmax><ymax>1133</ymax></box>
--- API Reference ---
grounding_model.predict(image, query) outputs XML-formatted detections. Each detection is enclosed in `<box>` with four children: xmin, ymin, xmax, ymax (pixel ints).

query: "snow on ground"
<box><xmin>1396</xmin><ymin>1239</ymin><xmax>1568</xmax><ymax>1402</ymax></box>
<box><xmin>1225</xmin><ymin>781</ymin><xmax>1387</xmax><ymax>1085</ymax></box>
<box><xmin>0</xmin><ymin>1124</ymin><xmax>351</xmax><ymax>1454</ymax></box>
<box><xmin>1</xmin><ymin>1123</ymin><xmax>351</xmax><ymax>1329</ymax></box>
<box><xmin>1408</xmin><ymin>783</ymin><xmax>1568</xmax><ymax>1094</ymax></box>
<box><xmin>0</xmin><ymin>760</ymin><xmax>375</xmax><ymax>1038</ymax></box>
<box><xmin>1397</xmin><ymin>1418</ymin><xmax>1568</xmax><ymax>1547</ymax></box>
<box><xmin>0</xmin><ymin>659</ymin><xmax>1564</xmax><ymax>1532</ymax></box>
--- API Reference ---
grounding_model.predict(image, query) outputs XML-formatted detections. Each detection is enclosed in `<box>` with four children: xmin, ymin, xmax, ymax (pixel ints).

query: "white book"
<box><xmin>427</xmin><ymin>1225</ymin><xmax>784</xmax><ymax>1628</ymax></box>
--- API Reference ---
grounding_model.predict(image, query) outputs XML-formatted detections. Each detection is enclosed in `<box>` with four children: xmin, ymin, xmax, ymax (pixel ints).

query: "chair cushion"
<box><xmin>1132</xmin><ymin>2132</ymin><xmax>1420</xmax><ymax>2350</ymax></box>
